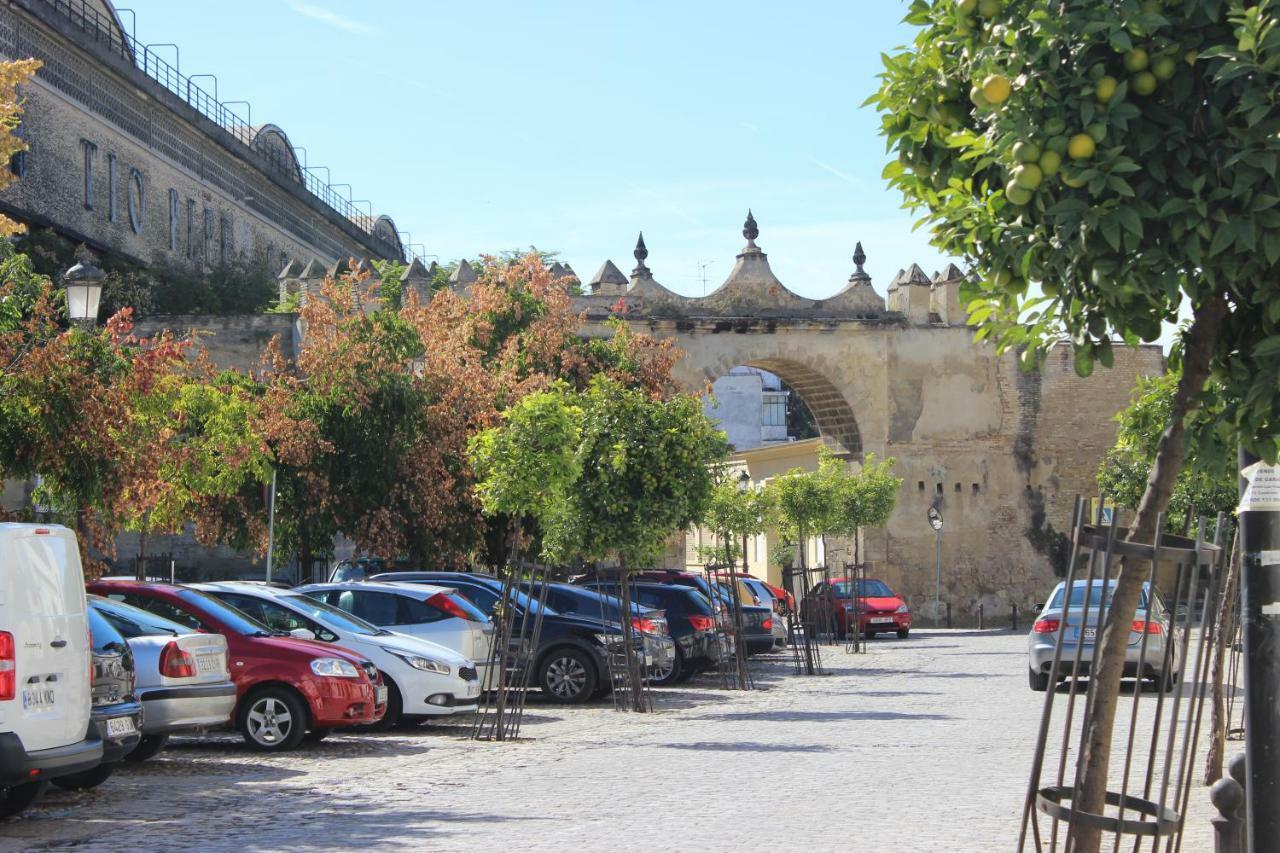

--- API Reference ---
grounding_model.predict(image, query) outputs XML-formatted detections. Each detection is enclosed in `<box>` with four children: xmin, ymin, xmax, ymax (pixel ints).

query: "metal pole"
<box><xmin>1237</xmin><ymin>447</ymin><xmax>1280</xmax><ymax>852</ymax></box>
<box><xmin>265</xmin><ymin>468</ymin><xmax>277</xmax><ymax>583</ymax></box>
<box><xmin>935</xmin><ymin>527</ymin><xmax>942</xmax><ymax>628</ymax></box>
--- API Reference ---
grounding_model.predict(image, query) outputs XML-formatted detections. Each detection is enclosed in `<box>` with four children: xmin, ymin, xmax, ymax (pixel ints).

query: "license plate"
<box><xmin>376</xmin><ymin>685</ymin><xmax>388</xmax><ymax>704</ymax></box>
<box><xmin>871</xmin><ymin>617</ymin><xmax>893</xmax><ymax>624</ymax></box>
<box><xmin>106</xmin><ymin>716</ymin><xmax>136</xmax><ymax>737</ymax></box>
<box><xmin>1082</xmin><ymin>627</ymin><xmax>1097</xmax><ymax>641</ymax></box>
<box><xmin>22</xmin><ymin>686</ymin><xmax>55</xmax><ymax>710</ymax></box>
<box><xmin>466</xmin><ymin>684</ymin><xmax>480</xmax><ymax>698</ymax></box>
<box><xmin>644</xmin><ymin>654</ymin><xmax>653</xmax><ymax>666</ymax></box>
<box><xmin>195</xmin><ymin>654</ymin><xmax>222</xmax><ymax>675</ymax></box>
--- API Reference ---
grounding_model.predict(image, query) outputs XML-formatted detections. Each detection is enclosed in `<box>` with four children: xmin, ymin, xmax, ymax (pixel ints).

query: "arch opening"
<box><xmin>702</xmin><ymin>358</ymin><xmax>862</xmax><ymax>458</ymax></box>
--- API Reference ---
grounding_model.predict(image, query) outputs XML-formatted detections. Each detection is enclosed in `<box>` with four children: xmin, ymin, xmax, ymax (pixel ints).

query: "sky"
<box><xmin>117</xmin><ymin>0</ymin><xmax>952</xmax><ymax>299</ymax></box>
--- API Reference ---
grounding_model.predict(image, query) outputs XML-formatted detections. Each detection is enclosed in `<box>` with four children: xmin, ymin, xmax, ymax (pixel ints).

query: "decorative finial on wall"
<box><xmin>743</xmin><ymin>209</ymin><xmax>759</xmax><ymax>248</ymax></box>
<box><xmin>633</xmin><ymin>231</ymin><xmax>650</xmax><ymax>277</ymax></box>
<box><xmin>853</xmin><ymin>241</ymin><xmax>866</xmax><ymax>274</ymax></box>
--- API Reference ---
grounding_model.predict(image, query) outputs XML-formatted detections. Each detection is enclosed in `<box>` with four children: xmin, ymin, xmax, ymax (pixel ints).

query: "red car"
<box><xmin>802</xmin><ymin>577</ymin><xmax>912</xmax><ymax>639</ymax></box>
<box><xmin>88</xmin><ymin>581</ymin><xmax>386</xmax><ymax>751</ymax></box>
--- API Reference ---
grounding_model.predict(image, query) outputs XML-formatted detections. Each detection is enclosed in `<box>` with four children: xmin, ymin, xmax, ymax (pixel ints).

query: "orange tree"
<box><xmin>870</xmin><ymin>1</ymin><xmax>1280</xmax><ymax>846</ymax></box>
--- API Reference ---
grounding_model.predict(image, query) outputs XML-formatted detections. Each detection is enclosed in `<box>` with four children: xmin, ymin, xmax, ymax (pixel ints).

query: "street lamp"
<box><xmin>737</xmin><ymin>469</ymin><xmax>751</xmax><ymax>572</ymax></box>
<box><xmin>62</xmin><ymin>262</ymin><xmax>104</xmax><ymax>328</ymax></box>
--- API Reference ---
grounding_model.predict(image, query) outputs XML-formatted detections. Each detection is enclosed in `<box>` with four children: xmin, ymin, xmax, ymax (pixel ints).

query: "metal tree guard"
<box><xmin>1016</xmin><ymin>498</ymin><xmax>1227</xmax><ymax>852</ymax></box>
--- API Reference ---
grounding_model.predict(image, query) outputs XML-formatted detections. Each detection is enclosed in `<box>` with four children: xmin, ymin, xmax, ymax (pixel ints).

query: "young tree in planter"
<box><xmin>564</xmin><ymin>375</ymin><xmax>728</xmax><ymax>710</ymax></box>
<box><xmin>766</xmin><ymin>462</ymin><xmax>834</xmax><ymax>674</ymax></box>
<box><xmin>467</xmin><ymin>384</ymin><xmax>581</xmax><ymax>738</ymax></box>
<box><xmin>870</xmin><ymin>3</ymin><xmax>1280</xmax><ymax>844</ymax></box>
<box><xmin>823</xmin><ymin>451</ymin><xmax>904</xmax><ymax>575</ymax></box>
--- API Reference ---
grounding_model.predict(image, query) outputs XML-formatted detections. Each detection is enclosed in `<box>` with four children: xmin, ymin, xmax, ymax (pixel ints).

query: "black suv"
<box><xmin>52</xmin><ymin>608</ymin><xmax>143</xmax><ymax>790</ymax></box>
<box><xmin>578</xmin><ymin>581</ymin><xmax>720</xmax><ymax>684</ymax></box>
<box><xmin>372</xmin><ymin>572</ymin><xmax>643</xmax><ymax>704</ymax></box>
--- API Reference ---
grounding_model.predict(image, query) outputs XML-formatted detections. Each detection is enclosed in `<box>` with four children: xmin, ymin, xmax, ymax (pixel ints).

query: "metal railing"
<box><xmin>40</xmin><ymin>0</ymin><xmax>390</xmax><ymax>246</ymax></box>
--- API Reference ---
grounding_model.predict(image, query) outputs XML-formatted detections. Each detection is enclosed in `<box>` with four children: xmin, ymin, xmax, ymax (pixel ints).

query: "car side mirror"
<box><xmin>289</xmin><ymin>628</ymin><xmax>316</xmax><ymax>641</ymax></box>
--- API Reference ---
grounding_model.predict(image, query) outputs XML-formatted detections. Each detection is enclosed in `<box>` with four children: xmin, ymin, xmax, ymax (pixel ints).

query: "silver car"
<box><xmin>1026</xmin><ymin>580</ymin><xmax>1180</xmax><ymax>693</ymax></box>
<box><xmin>90</xmin><ymin>595</ymin><xmax>237</xmax><ymax>761</ymax></box>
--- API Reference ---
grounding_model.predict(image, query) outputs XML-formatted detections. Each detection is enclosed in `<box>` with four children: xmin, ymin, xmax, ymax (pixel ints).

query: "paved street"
<box><xmin>1</xmin><ymin>630</ymin><xmax>1221</xmax><ymax>852</ymax></box>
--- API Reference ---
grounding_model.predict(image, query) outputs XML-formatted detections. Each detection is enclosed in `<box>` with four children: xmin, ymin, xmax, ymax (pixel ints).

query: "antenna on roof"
<box><xmin>697</xmin><ymin>260</ymin><xmax>713</xmax><ymax>296</ymax></box>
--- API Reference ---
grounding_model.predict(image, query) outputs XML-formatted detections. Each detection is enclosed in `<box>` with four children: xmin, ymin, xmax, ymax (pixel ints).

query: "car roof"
<box><xmin>192</xmin><ymin>581</ymin><xmax>292</xmax><ymax>597</ymax></box>
<box><xmin>300</xmin><ymin>580</ymin><xmax>454</xmax><ymax>598</ymax></box>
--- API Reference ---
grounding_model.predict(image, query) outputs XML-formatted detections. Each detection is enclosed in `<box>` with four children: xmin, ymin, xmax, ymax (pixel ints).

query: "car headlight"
<box><xmin>384</xmin><ymin>648</ymin><xmax>450</xmax><ymax>675</ymax></box>
<box><xmin>896</xmin><ymin>604</ymin><xmax>910</xmax><ymax>614</ymax></box>
<box><xmin>310</xmin><ymin>657</ymin><xmax>359</xmax><ymax>678</ymax></box>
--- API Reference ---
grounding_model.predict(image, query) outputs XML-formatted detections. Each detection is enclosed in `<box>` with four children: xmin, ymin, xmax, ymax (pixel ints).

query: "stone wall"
<box><xmin>0</xmin><ymin>0</ymin><xmax>400</xmax><ymax>271</ymax></box>
<box><xmin>132</xmin><ymin>313</ymin><xmax>298</xmax><ymax>374</ymax></box>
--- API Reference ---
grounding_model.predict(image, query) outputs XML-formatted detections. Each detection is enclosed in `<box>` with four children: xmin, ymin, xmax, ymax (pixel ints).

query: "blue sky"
<box><xmin>120</xmin><ymin>1</ymin><xmax>950</xmax><ymax>298</ymax></box>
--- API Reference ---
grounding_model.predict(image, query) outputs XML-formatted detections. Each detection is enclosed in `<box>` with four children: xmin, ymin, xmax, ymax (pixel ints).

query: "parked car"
<box><xmin>50</xmin><ymin>607</ymin><xmax>144</xmax><ymax>790</ymax></box>
<box><xmin>1027</xmin><ymin>580</ymin><xmax>1180</xmax><ymax>692</ymax></box>
<box><xmin>87</xmin><ymin>581</ymin><xmax>386</xmax><ymax>750</ymax></box>
<box><xmin>515</xmin><ymin>581</ymin><xmax>676</xmax><ymax>684</ymax></box>
<box><xmin>373</xmin><ymin>572</ymin><xmax>642</xmax><ymax>705</ymax></box>
<box><xmin>0</xmin><ymin>524</ymin><xmax>102</xmax><ymax>818</ymax></box>
<box><xmin>89</xmin><ymin>595</ymin><xmax>237</xmax><ymax>761</ymax></box>
<box><xmin>329</xmin><ymin>557</ymin><xmax>418</xmax><ymax>583</ymax></box>
<box><xmin>579</xmin><ymin>581</ymin><xmax>721</xmax><ymax>684</ymax></box>
<box><xmin>296</xmin><ymin>581</ymin><xmax>495</xmax><ymax>687</ymax></box>
<box><xmin>802</xmin><ymin>577</ymin><xmax>912</xmax><ymax>639</ymax></box>
<box><xmin>710</xmin><ymin>582</ymin><xmax>776</xmax><ymax>655</ymax></box>
<box><xmin>195</xmin><ymin>582</ymin><xmax>481</xmax><ymax>727</ymax></box>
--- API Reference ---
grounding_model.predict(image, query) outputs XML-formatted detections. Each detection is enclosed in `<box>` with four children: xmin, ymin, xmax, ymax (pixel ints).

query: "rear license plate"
<box><xmin>195</xmin><ymin>654</ymin><xmax>222</xmax><ymax>675</ymax></box>
<box><xmin>466</xmin><ymin>683</ymin><xmax>480</xmax><ymax>698</ymax></box>
<box><xmin>106</xmin><ymin>716</ymin><xmax>136</xmax><ymax>737</ymax></box>
<box><xmin>22</xmin><ymin>686</ymin><xmax>55</xmax><ymax>710</ymax></box>
<box><xmin>1082</xmin><ymin>627</ymin><xmax>1097</xmax><ymax>641</ymax></box>
<box><xmin>376</xmin><ymin>685</ymin><xmax>388</xmax><ymax>705</ymax></box>
<box><xmin>644</xmin><ymin>654</ymin><xmax>653</xmax><ymax>666</ymax></box>
<box><xmin>871</xmin><ymin>617</ymin><xmax>894</xmax><ymax>624</ymax></box>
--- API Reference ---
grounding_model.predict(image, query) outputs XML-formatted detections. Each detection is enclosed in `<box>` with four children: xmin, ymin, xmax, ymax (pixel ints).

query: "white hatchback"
<box><xmin>297</xmin><ymin>581</ymin><xmax>495</xmax><ymax>685</ymax></box>
<box><xmin>194</xmin><ymin>583</ymin><xmax>482</xmax><ymax>727</ymax></box>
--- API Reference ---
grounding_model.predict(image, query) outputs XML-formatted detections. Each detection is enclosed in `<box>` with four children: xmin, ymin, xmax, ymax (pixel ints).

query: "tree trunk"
<box><xmin>1072</xmin><ymin>291</ymin><xmax>1227</xmax><ymax>852</ymax></box>
<box><xmin>1205</xmin><ymin>531</ymin><xmax>1240</xmax><ymax>784</ymax></box>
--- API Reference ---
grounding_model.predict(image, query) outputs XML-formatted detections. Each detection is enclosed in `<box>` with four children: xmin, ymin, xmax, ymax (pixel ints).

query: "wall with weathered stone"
<box><xmin>132</xmin><ymin>313</ymin><xmax>298</xmax><ymax>374</ymax></box>
<box><xmin>0</xmin><ymin>0</ymin><xmax>400</xmax><ymax>272</ymax></box>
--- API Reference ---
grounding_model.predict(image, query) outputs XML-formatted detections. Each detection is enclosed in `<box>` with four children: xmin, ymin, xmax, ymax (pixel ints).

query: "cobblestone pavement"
<box><xmin>1</xmin><ymin>629</ymin><xmax>1223</xmax><ymax>852</ymax></box>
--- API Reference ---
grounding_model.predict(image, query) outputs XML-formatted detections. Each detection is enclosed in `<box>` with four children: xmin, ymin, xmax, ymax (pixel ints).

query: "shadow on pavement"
<box><xmin>692</xmin><ymin>709</ymin><xmax>953</xmax><ymax>723</ymax></box>
<box><xmin>663</xmin><ymin>741</ymin><xmax>837</xmax><ymax>753</ymax></box>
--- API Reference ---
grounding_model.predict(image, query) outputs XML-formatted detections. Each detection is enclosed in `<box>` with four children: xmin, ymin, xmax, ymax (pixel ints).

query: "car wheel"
<box><xmin>1029</xmin><ymin>667</ymin><xmax>1050</xmax><ymax>692</ymax></box>
<box><xmin>239</xmin><ymin>687</ymin><xmax>308</xmax><ymax>751</ymax></box>
<box><xmin>897</xmin><ymin>629</ymin><xmax>910</xmax><ymax>639</ymax></box>
<box><xmin>650</xmin><ymin>648</ymin><xmax>683</xmax><ymax>687</ymax></box>
<box><xmin>0</xmin><ymin>781</ymin><xmax>48</xmax><ymax>819</ymax></box>
<box><xmin>1157</xmin><ymin>669</ymin><xmax>1179</xmax><ymax>693</ymax></box>
<box><xmin>365</xmin><ymin>680</ymin><xmax>403</xmax><ymax>731</ymax></box>
<box><xmin>539</xmin><ymin>648</ymin><xmax>598</xmax><ymax>704</ymax></box>
<box><xmin>52</xmin><ymin>763</ymin><xmax>114</xmax><ymax>791</ymax></box>
<box><xmin>125</xmin><ymin>734</ymin><xmax>169</xmax><ymax>763</ymax></box>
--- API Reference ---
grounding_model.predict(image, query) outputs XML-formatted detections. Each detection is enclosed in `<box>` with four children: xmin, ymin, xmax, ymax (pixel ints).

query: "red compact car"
<box><xmin>88</xmin><ymin>581</ymin><xmax>385</xmax><ymax>751</ymax></box>
<box><xmin>802</xmin><ymin>577</ymin><xmax>912</xmax><ymax>639</ymax></box>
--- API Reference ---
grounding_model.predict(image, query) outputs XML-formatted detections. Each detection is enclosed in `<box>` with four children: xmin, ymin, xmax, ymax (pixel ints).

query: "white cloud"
<box><xmin>286</xmin><ymin>1</ymin><xmax>377</xmax><ymax>36</ymax></box>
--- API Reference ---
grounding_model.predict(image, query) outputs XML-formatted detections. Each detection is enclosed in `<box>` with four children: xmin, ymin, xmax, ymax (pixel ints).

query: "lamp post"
<box><xmin>62</xmin><ymin>262</ymin><xmax>104</xmax><ymax>329</ymax></box>
<box><xmin>927</xmin><ymin>506</ymin><xmax>944</xmax><ymax>626</ymax></box>
<box><xmin>737</xmin><ymin>469</ymin><xmax>751</xmax><ymax>573</ymax></box>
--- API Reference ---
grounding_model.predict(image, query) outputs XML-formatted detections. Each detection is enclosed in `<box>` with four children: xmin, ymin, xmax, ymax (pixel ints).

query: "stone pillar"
<box><xmin>931</xmin><ymin>263</ymin><xmax>966</xmax><ymax>326</ymax></box>
<box><xmin>901</xmin><ymin>263</ymin><xmax>932</xmax><ymax>325</ymax></box>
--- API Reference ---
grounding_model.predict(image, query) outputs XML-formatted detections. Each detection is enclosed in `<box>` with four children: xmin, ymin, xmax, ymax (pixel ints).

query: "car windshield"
<box><xmin>832</xmin><ymin>579</ymin><xmax>894</xmax><ymax>598</ymax></box>
<box><xmin>1048</xmin><ymin>585</ymin><xmax>1150</xmax><ymax>611</ymax></box>
<box><xmin>174</xmin><ymin>588</ymin><xmax>275</xmax><ymax>636</ymax></box>
<box><xmin>282</xmin><ymin>594</ymin><xmax>388</xmax><ymax>636</ymax></box>
<box><xmin>90</xmin><ymin>595</ymin><xmax>185</xmax><ymax>638</ymax></box>
<box><xmin>742</xmin><ymin>580</ymin><xmax>773</xmax><ymax>602</ymax></box>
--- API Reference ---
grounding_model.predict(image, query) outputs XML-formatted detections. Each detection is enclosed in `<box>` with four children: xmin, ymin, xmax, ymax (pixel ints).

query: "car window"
<box><xmin>399</xmin><ymin>596</ymin><xmax>447</xmax><ymax>624</ymax></box>
<box><xmin>109</xmin><ymin>593</ymin><xmax>208</xmax><ymax>632</ymax></box>
<box><xmin>87</xmin><ymin>606</ymin><xmax>128</xmax><ymax>652</ymax></box>
<box><xmin>345</xmin><ymin>591</ymin><xmax>402</xmax><ymax>626</ymax></box>
<box><xmin>214</xmin><ymin>592</ymin><xmax>337</xmax><ymax>642</ymax></box>
<box><xmin>634</xmin><ymin>588</ymin><xmax>665</xmax><ymax>609</ymax></box>
<box><xmin>1049</xmin><ymin>585</ymin><xmax>1149</xmax><ymax>611</ymax></box>
<box><xmin>281</xmin><ymin>594</ymin><xmax>382</xmax><ymax>636</ymax></box>
<box><xmin>91</xmin><ymin>596</ymin><xmax>185</xmax><ymax>638</ymax></box>
<box><xmin>454</xmin><ymin>585</ymin><xmax>500</xmax><ymax>615</ymax></box>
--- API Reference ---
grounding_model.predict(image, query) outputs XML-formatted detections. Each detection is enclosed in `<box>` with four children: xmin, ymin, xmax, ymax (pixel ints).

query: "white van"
<box><xmin>0</xmin><ymin>524</ymin><xmax>102</xmax><ymax>818</ymax></box>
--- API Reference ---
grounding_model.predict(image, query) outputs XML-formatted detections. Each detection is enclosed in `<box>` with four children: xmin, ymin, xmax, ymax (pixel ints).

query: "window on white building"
<box><xmin>762</xmin><ymin>398</ymin><xmax>786</xmax><ymax>426</ymax></box>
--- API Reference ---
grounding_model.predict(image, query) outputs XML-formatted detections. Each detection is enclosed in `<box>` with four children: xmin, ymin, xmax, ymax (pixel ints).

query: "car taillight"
<box><xmin>1032</xmin><ymin>618</ymin><xmax>1061</xmax><ymax>634</ymax></box>
<box><xmin>762</xmin><ymin>617</ymin><xmax>773</xmax><ymax>630</ymax></box>
<box><xmin>688</xmin><ymin>615</ymin><xmax>715</xmax><ymax>631</ymax></box>
<box><xmin>632</xmin><ymin>617</ymin><xmax>657</xmax><ymax>634</ymax></box>
<box><xmin>1132</xmin><ymin>620</ymin><xmax>1164</xmax><ymax>635</ymax></box>
<box><xmin>0</xmin><ymin>632</ymin><xmax>14</xmax><ymax>701</ymax></box>
<box><xmin>427</xmin><ymin>592</ymin><xmax>479</xmax><ymax>622</ymax></box>
<box><xmin>159</xmin><ymin>641</ymin><xmax>196</xmax><ymax>678</ymax></box>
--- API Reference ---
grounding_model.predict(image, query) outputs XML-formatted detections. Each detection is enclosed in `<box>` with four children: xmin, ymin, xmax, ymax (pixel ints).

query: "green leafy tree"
<box><xmin>1097</xmin><ymin>368</ymin><xmax>1236</xmax><ymax>531</ymax></box>
<box><xmin>468</xmin><ymin>383</ymin><xmax>582</xmax><ymax>563</ymax></box>
<box><xmin>766</xmin><ymin>464</ymin><xmax>831</xmax><ymax>575</ymax></box>
<box><xmin>823</xmin><ymin>450</ymin><xmax>904</xmax><ymax>569</ymax></box>
<box><xmin>700</xmin><ymin>472</ymin><xmax>774</xmax><ymax>569</ymax></box>
<box><xmin>869</xmin><ymin>2</ymin><xmax>1280</xmax><ymax>845</ymax></box>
